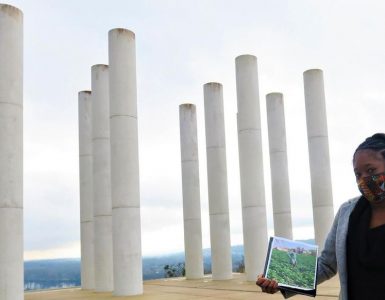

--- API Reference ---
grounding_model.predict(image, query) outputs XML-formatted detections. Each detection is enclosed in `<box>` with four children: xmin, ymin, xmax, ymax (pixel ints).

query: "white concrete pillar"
<box><xmin>78</xmin><ymin>91</ymin><xmax>95</xmax><ymax>290</ymax></box>
<box><xmin>179</xmin><ymin>104</ymin><xmax>204</xmax><ymax>279</ymax></box>
<box><xmin>0</xmin><ymin>4</ymin><xmax>23</xmax><ymax>300</ymax></box>
<box><xmin>109</xmin><ymin>28</ymin><xmax>142</xmax><ymax>296</ymax></box>
<box><xmin>266</xmin><ymin>93</ymin><xmax>293</xmax><ymax>239</ymax></box>
<box><xmin>203</xmin><ymin>82</ymin><xmax>232</xmax><ymax>280</ymax></box>
<box><xmin>303</xmin><ymin>69</ymin><xmax>334</xmax><ymax>249</ymax></box>
<box><xmin>235</xmin><ymin>55</ymin><xmax>268</xmax><ymax>281</ymax></box>
<box><xmin>91</xmin><ymin>64</ymin><xmax>113</xmax><ymax>292</ymax></box>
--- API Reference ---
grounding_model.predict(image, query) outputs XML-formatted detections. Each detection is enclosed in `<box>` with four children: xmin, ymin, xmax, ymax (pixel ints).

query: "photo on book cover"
<box><xmin>263</xmin><ymin>236</ymin><xmax>318</xmax><ymax>292</ymax></box>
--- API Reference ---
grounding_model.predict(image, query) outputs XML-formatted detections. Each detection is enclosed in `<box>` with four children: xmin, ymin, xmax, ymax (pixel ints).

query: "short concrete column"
<box><xmin>109</xmin><ymin>28</ymin><xmax>143</xmax><ymax>296</ymax></box>
<box><xmin>203</xmin><ymin>82</ymin><xmax>232</xmax><ymax>280</ymax></box>
<box><xmin>179</xmin><ymin>104</ymin><xmax>204</xmax><ymax>279</ymax></box>
<box><xmin>78</xmin><ymin>91</ymin><xmax>95</xmax><ymax>290</ymax></box>
<box><xmin>235</xmin><ymin>55</ymin><xmax>268</xmax><ymax>281</ymax></box>
<box><xmin>266</xmin><ymin>93</ymin><xmax>293</xmax><ymax>239</ymax></box>
<box><xmin>303</xmin><ymin>69</ymin><xmax>334</xmax><ymax>249</ymax></box>
<box><xmin>91</xmin><ymin>64</ymin><xmax>113</xmax><ymax>292</ymax></box>
<box><xmin>0</xmin><ymin>4</ymin><xmax>23</xmax><ymax>300</ymax></box>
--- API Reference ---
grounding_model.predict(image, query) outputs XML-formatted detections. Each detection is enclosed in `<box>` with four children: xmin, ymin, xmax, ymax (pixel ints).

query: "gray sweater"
<box><xmin>317</xmin><ymin>196</ymin><xmax>360</xmax><ymax>300</ymax></box>
<box><xmin>283</xmin><ymin>196</ymin><xmax>360</xmax><ymax>299</ymax></box>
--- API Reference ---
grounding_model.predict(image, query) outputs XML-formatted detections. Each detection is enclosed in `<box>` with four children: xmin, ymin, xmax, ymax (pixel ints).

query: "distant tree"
<box><xmin>204</xmin><ymin>265</ymin><xmax>211</xmax><ymax>275</ymax></box>
<box><xmin>163</xmin><ymin>262</ymin><xmax>185</xmax><ymax>278</ymax></box>
<box><xmin>234</xmin><ymin>256</ymin><xmax>245</xmax><ymax>273</ymax></box>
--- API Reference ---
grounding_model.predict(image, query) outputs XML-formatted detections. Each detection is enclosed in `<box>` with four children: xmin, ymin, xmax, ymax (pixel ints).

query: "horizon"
<box><xmin>24</xmin><ymin>239</ymin><xmax>316</xmax><ymax>262</ymax></box>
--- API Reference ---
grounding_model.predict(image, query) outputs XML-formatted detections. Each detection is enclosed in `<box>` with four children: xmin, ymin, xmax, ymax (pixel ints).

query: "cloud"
<box><xmin>24</xmin><ymin>241</ymin><xmax>80</xmax><ymax>261</ymax></box>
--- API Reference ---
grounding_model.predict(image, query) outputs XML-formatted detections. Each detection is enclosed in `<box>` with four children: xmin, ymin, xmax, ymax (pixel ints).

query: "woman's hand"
<box><xmin>256</xmin><ymin>274</ymin><xmax>279</xmax><ymax>294</ymax></box>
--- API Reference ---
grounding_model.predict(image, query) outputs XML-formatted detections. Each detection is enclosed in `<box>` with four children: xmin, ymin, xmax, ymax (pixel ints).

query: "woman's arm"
<box><xmin>317</xmin><ymin>205</ymin><xmax>342</xmax><ymax>284</ymax></box>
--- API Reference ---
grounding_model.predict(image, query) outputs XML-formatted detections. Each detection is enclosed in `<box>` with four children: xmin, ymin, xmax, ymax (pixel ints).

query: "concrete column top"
<box><xmin>109</xmin><ymin>28</ymin><xmax>135</xmax><ymax>38</ymax></box>
<box><xmin>235</xmin><ymin>54</ymin><xmax>256</xmax><ymax>62</ymax></box>
<box><xmin>79</xmin><ymin>90</ymin><xmax>92</xmax><ymax>94</ymax></box>
<box><xmin>0</xmin><ymin>4</ymin><xmax>23</xmax><ymax>18</ymax></box>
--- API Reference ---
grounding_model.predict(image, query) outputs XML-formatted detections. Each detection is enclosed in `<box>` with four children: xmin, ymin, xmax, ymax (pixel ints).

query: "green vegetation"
<box><xmin>234</xmin><ymin>255</ymin><xmax>245</xmax><ymax>273</ymax></box>
<box><xmin>267</xmin><ymin>249</ymin><xmax>316</xmax><ymax>289</ymax></box>
<box><xmin>163</xmin><ymin>263</ymin><xmax>185</xmax><ymax>278</ymax></box>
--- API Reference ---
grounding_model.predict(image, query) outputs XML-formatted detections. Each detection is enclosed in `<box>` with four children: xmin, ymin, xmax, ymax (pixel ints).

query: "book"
<box><xmin>263</xmin><ymin>236</ymin><xmax>318</xmax><ymax>298</ymax></box>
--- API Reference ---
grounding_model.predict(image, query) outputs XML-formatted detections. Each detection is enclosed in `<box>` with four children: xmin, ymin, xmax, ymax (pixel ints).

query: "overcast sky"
<box><xmin>6</xmin><ymin>0</ymin><xmax>385</xmax><ymax>260</ymax></box>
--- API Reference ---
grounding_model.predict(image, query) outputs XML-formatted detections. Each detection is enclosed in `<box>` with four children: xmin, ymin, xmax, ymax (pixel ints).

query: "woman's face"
<box><xmin>353</xmin><ymin>149</ymin><xmax>385</xmax><ymax>181</ymax></box>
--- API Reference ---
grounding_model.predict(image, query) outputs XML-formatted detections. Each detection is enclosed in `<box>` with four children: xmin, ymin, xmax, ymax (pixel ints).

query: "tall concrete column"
<box><xmin>303</xmin><ymin>69</ymin><xmax>334</xmax><ymax>249</ymax></box>
<box><xmin>0</xmin><ymin>4</ymin><xmax>23</xmax><ymax>300</ymax></box>
<box><xmin>109</xmin><ymin>28</ymin><xmax>142</xmax><ymax>296</ymax></box>
<box><xmin>179</xmin><ymin>104</ymin><xmax>204</xmax><ymax>279</ymax></box>
<box><xmin>203</xmin><ymin>82</ymin><xmax>232</xmax><ymax>280</ymax></box>
<box><xmin>91</xmin><ymin>64</ymin><xmax>113</xmax><ymax>292</ymax></box>
<box><xmin>266</xmin><ymin>93</ymin><xmax>293</xmax><ymax>239</ymax></box>
<box><xmin>78</xmin><ymin>91</ymin><xmax>95</xmax><ymax>290</ymax></box>
<box><xmin>235</xmin><ymin>55</ymin><xmax>268</xmax><ymax>281</ymax></box>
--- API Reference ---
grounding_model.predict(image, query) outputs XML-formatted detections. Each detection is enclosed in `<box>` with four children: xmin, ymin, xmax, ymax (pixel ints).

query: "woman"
<box><xmin>256</xmin><ymin>133</ymin><xmax>385</xmax><ymax>300</ymax></box>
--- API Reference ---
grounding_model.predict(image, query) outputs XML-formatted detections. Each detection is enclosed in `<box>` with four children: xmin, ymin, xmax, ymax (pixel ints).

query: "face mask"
<box><xmin>357</xmin><ymin>173</ymin><xmax>385</xmax><ymax>203</ymax></box>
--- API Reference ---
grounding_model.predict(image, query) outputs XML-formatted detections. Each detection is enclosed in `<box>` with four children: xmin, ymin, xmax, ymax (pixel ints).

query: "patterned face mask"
<box><xmin>357</xmin><ymin>173</ymin><xmax>385</xmax><ymax>203</ymax></box>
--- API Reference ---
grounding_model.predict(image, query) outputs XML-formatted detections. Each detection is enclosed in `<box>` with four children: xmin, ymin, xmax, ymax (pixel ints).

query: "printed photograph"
<box><xmin>265</xmin><ymin>237</ymin><xmax>318</xmax><ymax>290</ymax></box>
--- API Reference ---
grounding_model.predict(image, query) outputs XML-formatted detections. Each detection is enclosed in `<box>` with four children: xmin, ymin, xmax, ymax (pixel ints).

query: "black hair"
<box><xmin>353</xmin><ymin>133</ymin><xmax>385</xmax><ymax>161</ymax></box>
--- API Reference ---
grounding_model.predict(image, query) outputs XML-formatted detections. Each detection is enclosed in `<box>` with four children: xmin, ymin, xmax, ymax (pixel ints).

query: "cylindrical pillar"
<box><xmin>203</xmin><ymin>82</ymin><xmax>232</xmax><ymax>280</ymax></box>
<box><xmin>91</xmin><ymin>64</ymin><xmax>113</xmax><ymax>292</ymax></box>
<box><xmin>303</xmin><ymin>69</ymin><xmax>334</xmax><ymax>249</ymax></box>
<box><xmin>78</xmin><ymin>91</ymin><xmax>95</xmax><ymax>290</ymax></box>
<box><xmin>0</xmin><ymin>4</ymin><xmax>23</xmax><ymax>300</ymax></box>
<box><xmin>109</xmin><ymin>28</ymin><xmax>142</xmax><ymax>296</ymax></box>
<box><xmin>266</xmin><ymin>93</ymin><xmax>293</xmax><ymax>239</ymax></box>
<box><xmin>235</xmin><ymin>55</ymin><xmax>268</xmax><ymax>281</ymax></box>
<box><xmin>179</xmin><ymin>104</ymin><xmax>204</xmax><ymax>279</ymax></box>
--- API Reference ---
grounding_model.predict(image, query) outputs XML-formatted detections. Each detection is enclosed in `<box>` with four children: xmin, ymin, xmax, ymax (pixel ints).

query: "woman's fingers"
<box><xmin>256</xmin><ymin>276</ymin><xmax>278</xmax><ymax>294</ymax></box>
<box><xmin>267</xmin><ymin>279</ymin><xmax>278</xmax><ymax>293</ymax></box>
<box><xmin>256</xmin><ymin>274</ymin><xmax>266</xmax><ymax>287</ymax></box>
